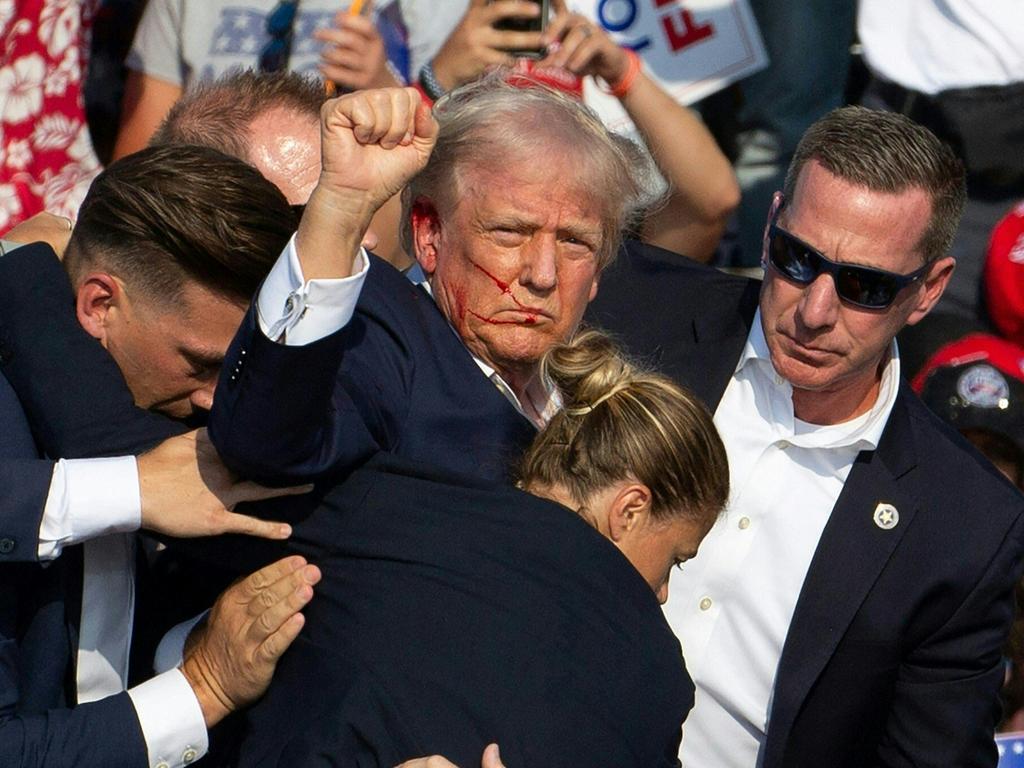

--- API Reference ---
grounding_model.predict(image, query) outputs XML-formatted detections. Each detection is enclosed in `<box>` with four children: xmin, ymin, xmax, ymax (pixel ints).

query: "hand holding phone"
<box><xmin>430</xmin><ymin>0</ymin><xmax>550</xmax><ymax>91</ymax></box>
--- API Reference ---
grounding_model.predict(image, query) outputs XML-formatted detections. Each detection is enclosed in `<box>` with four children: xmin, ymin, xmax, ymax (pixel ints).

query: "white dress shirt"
<box><xmin>36</xmin><ymin>460</ymin><xmax>208</xmax><ymax>767</ymax></box>
<box><xmin>665</xmin><ymin>310</ymin><xmax>900</xmax><ymax>768</ymax></box>
<box><xmin>258</xmin><ymin>239</ymin><xmax>558</xmax><ymax>424</ymax></box>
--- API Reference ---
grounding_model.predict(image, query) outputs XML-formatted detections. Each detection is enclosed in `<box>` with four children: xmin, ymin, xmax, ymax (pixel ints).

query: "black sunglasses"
<box><xmin>259</xmin><ymin>0</ymin><xmax>299</xmax><ymax>73</ymax></box>
<box><xmin>766</xmin><ymin>213</ymin><xmax>931</xmax><ymax>309</ymax></box>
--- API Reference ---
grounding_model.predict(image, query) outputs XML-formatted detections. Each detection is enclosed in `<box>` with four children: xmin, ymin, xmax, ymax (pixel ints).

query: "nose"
<box><xmin>190</xmin><ymin>383</ymin><xmax>216</xmax><ymax>412</ymax></box>
<box><xmin>795</xmin><ymin>273</ymin><xmax>840</xmax><ymax>331</ymax></box>
<box><xmin>519</xmin><ymin>235</ymin><xmax>558</xmax><ymax>293</ymax></box>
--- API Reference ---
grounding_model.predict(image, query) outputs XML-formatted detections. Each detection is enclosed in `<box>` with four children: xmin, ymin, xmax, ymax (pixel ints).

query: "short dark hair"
<box><xmin>150</xmin><ymin>69</ymin><xmax>324</xmax><ymax>162</ymax></box>
<box><xmin>783</xmin><ymin>106</ymin><xmax>966</xmax><ymax>263</ymax></box>
<box><xmin>66</xmin><ymin>144</ymin><xmax>297</xmax><ymax>305</ymax></box>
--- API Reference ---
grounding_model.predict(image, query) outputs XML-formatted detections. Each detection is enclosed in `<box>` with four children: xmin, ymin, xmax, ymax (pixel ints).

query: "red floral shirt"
<box><xmin>1</xmin><ymin>0</ymin><xmax>101</xmax><ymax>231</ymax></box>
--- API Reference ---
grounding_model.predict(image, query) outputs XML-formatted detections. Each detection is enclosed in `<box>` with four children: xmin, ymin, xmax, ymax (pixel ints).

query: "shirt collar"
<box><xmin>405</xmin><ymin>263</ymin><xmax>559</xmax><ymax>427</ymax></box>
<box><xmin>737</xmin><ymin>308</ymin><xmax>900</xmax><ymax>450</ymax></box>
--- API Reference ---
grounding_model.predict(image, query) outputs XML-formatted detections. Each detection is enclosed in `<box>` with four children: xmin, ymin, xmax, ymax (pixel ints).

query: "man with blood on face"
<box><xmin>208</xmin><ymin>78</ymin><xmax>645</xmax><ymax>484</ymax></box>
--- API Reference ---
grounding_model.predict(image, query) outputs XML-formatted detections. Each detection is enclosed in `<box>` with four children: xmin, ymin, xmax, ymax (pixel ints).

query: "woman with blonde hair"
<box><xmin>233</xmin><ymin>329</ymin><xmax>729</xmax><ymax>768</ymax></box>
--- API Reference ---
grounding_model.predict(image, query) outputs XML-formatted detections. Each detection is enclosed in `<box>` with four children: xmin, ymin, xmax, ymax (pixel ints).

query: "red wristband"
<box><xmin>603</xmin><ymin>49</ymin><xmax>641</xmax><ymax>99</ymax></box>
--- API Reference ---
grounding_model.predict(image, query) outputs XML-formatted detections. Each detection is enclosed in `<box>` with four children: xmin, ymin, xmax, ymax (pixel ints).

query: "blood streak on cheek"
<box><xmin>469</xmin><ymin>260</ymin><xmax>535</xmax><ymax>316</ymax></box>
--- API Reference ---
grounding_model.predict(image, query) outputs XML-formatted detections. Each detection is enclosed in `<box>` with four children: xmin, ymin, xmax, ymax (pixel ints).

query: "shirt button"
<box><xmin>699</xmin><ymin>596</ymin><xmax>713</xmax><ymax>611</ymax></box>
<box><xmin>777</xmin><ymin>439</ymin><xmax>791</xmax><ymax>449</ymax></box>
<box><xmin>182</xmin><ymin>747</ymin><xmax>199</xmax><ymax>764</ymax></box>
<box><xmin>0</xmin><ymin>538</ymin><xmax>15</xmax><ymax>554</ymax></box>
<box><xmin>155</xmin><ymin>761</ymin><xmax>170</xmax><ymax>768</ymax></box>
<box><xmin>738</xmin><ymin>517</ymin><xmax>751</xmax><ymax>530</ymax></box>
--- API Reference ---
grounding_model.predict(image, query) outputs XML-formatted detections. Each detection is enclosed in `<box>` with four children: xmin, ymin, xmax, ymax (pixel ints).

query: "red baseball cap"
<box><xmin>983</xmin><ymin>201</ymin><xmax>1024</xmax><ymax>346</ymax></box>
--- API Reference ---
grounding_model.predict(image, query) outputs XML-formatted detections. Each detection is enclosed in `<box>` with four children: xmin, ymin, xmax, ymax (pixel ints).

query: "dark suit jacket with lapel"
<box><xmin>232</xmin><ymin>455</ymin><xmax>692</xmax><ymax>768</ymax></box>
<box><xmin>208</xmin><ymin>253</ymin><xmax>537</xmax><ymax>487</ymax></box>
<box><xmin>0</xmin><ymin>244</ymin><xmax>184</xmax><ymax>768</ymax></box>
<box><xmin>587</xmin><ymin>240</ymin><xmax>1024</xmax><ymax>768</ymax></box>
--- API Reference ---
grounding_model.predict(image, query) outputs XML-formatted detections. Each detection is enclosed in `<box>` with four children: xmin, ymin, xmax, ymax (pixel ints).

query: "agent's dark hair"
<box><xmin>784</xmin><ymin>106</ymin><xmax>966</xmax><ymax>263</ymax></box>
<box><xmin>65</xmin><ymin>144</ymin><xmax>296</xmax><ymax>305</ymax></box>
<box><xmin>519</xmin><ymin>329</ymin><xmax>729</xmax><ymax>526</ymax></box>
<box><xmin>150</xmin><ymin>69</ymin><xmax>324</xmax><ymax>162</ymax></box>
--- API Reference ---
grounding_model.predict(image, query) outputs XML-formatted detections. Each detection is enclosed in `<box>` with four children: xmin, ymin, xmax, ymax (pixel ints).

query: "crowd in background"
<box><xmin>2</xmin><ymin>0</ymin><xmax>1024</xmax><ymax>766</ymax></box>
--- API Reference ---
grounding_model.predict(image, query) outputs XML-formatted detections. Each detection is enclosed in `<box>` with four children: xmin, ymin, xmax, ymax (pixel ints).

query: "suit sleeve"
<box><xmin>0</xmin><ymin>244</ymin><xmax>184</xmax><ymax>459</ymax></box>
<box><xmin>208</xmin><ymin>297</ymin><xmax>413</xmax><ymax>485</ymax></box>
<box><xmin>0</xmin><ymin>693</ymin><xmax>150</xmax><ymax>768</ymax></box>
<box><xmin>0</xmin><ymin>461</ymin><xmax>54</xmax><ymax>563</ymax></box>
<box><xmin>875</xmin><ymin>510</ymin><xmax>1024</xmax><ymax>768</ymax></box>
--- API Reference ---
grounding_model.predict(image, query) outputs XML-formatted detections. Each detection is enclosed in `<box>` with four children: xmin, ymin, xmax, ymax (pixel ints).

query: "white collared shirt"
<box><xmin>666</xmin><ymin>309</ymin><xmax>900</xmax><ymax>768</ymax></box>
<box><xmin>34</xmin><ymin>458</ymin><xmax>208</xmax><ymax>768</ymax></box>
<box><xmin>258</xmin><ymin>240</ymin><xmax>557</xmax><ymax>426</ymax></box>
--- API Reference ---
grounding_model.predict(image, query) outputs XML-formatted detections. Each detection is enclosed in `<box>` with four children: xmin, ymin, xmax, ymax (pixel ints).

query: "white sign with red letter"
<box><xmin>574</xmin><ymin>0</ymin><xmax>768</xmax><ymax>131</ymax></box>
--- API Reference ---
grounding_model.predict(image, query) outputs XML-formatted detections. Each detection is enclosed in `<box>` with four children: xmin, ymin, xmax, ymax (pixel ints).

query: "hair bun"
<box><xmin>543</xmin><ymin>328</ymin><xmax>636</xmax><ymax>415</ymax></box>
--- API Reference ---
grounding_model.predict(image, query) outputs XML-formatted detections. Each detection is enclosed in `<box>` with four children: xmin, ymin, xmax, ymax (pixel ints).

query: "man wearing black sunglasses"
<box><xmin>589</xmin><ymin>105</ymin><xmax>1024</xmax><ymax>768</ymax></box>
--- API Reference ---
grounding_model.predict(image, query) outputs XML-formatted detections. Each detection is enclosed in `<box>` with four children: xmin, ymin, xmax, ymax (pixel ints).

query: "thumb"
<box><xmin>481</xmin><ymin>744</ymin><xmax>504</xmax><ymax>768</ymax></box>
<box><xmin>413</xmin><ymin>98</ymin><xmax>439</xmax><ymax>143</ymax></box>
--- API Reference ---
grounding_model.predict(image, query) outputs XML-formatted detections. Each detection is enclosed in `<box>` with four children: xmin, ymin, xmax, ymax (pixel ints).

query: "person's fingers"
<box><xmin>215</xmin><ymin>511</ymin><xmax>293</xmax><ymax>540</ymax></box>
<box><xmin>336</xmin><ymin>12</ymin><xmax>377</xmax><ymax>37</ymax></box>
<box><xmin>256</xmin><ymin>611</ymin><xmax>306</xmax><ymax>664</ymax></box>
<box><xmin>244</xmin><ymin>561</ymin><xmax>319</xmax><ymax>621</ymax></box>
<box><xmin>320</xmin><ymin>46</ymin><xmax>369</xmax><ymax>70</ymax></box>
<box><xmin>345</xmin><ymin>94</ymin><xmax>380</xmax><ymax>142</ymax></box>
<box><xmin>483</xmin><ymin>27</ymin><xmax>546</xmax><ymax>53</ymax></box>
<box><xmin>379</xmin><ymin>90</ymin><xmax>413</xmax><ymax>148</ymax></box>
<box><xmin>413</xmin><ymin>97</ymin><xmax>440</xmax><ymax>143</ymax></box>
<box><xmin>234</xmin><ymin>555</ymin><xmax>308</xmax><ymax>602</ymax></box>
<box><xmin>481</xmin><ymin>0</ymin><xmax>541</xmax><ymax>24</ymax></box>
<box><xmin>249</xmin><ymin>568</ymin><xmax>318</xmax><ymax>640</ymax></box>
<box><xmin>481</xmin><ymin>744</ymin><xmax>504</xmax><ymax>768</ymax></box>
<box><xmin>564</xmin><ymin>34</ymin><xmax>603</xmax><ymax>74</ymax></box>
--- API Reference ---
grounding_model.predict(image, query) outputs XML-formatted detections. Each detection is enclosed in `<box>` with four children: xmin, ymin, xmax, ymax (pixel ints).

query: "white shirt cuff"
<box><xmin>154</xmin><ymin>612</ymin><xmax>208</xmax><ymax>674</ymax></box>
<box><xmin>128</xmin><ymin>669</ymin><xmax>209</xmax><ymax>768</ymax></box>
<box><xmin>37</xmin><ymin>456</ymin><xmax>141</xmax><ymax>560</ymax></box>
<box><xmin>256</xmin><ymin>233</ymin><xmax>370</xmax><ymax>346</ymax></box>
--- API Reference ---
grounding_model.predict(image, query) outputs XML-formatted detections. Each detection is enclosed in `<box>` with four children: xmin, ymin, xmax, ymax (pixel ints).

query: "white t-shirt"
<box><xmin>126</xmin><ymin>0</ymin><xmax>467</xmax><ymax>90</ymax></box>
<box><xmin>858</xmin><ymin>0</ymin><xmax>1024</xmax><ymax>94</ymax></box>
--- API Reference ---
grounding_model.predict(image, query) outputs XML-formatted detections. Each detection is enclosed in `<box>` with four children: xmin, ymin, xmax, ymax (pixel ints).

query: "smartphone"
<box><xmin>491</xmin><ymin>0</ymin><xmax>549</xmax><ymax>58</ymax></box>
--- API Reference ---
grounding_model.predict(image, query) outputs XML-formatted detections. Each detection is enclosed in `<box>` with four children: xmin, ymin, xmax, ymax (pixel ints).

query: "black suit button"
<box><xmin>0</xmin><ymin>538</ymin><xmax>15</xmax><ymax>554</ymax></box>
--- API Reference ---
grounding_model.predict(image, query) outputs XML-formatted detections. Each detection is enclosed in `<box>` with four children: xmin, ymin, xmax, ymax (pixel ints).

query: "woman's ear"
<box><xmin>607</xmin><ymin>483</ymin><xmax>653</xmax><ymax>543</ymax></box>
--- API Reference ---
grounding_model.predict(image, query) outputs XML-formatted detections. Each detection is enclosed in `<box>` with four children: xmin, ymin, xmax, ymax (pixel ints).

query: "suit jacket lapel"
<box><xmin>762</xmin><ymin>393</ymin><xmax>919</xmax><ymax>768</ymax></box>
<box><xmin>673</xmin><ymin>290</ymin><xmax>758</xmax><ymax>412</ymax></box>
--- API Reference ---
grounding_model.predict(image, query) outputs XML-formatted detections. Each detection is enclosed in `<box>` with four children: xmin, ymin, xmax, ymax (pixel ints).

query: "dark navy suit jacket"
<box><xmin>233</xmin><ymin>455</ymin><xmax>692</xmax><ymax>768</ymax></box>
<box><xmin>587</xmin><ymin>240</ymin><xmax>1024</xmax><ymax>768</ymax></box>
<box><xmin>208</xmin><ymin>254</ymin><xmax>537</xmax><ymax>487</ymax></box>
<box><xmin>0</xmin><ymin>245</ymin><xmax>182</xmax><ymax>768</ymax></box>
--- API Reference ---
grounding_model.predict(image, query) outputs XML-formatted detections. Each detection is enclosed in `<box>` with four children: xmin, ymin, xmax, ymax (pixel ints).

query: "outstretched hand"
<box><xmin>138</xmin><ymin>429</ymin><xmax>309</xmax><ymax>540</ymax></box>
<box><xmin>180</xmin><ymin>555</ymin><xmax>321</xmax><ymax>727</ymax></box>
